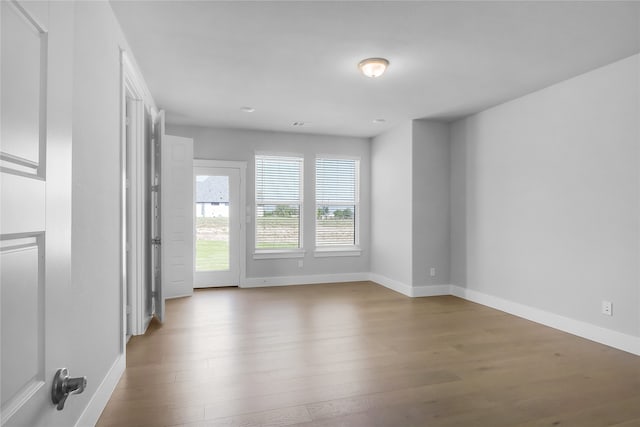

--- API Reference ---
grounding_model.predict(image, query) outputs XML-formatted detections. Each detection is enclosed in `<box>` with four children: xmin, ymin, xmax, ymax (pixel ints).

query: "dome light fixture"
<box><xmin>358</xmin><ymin>57</ymin><xmax>389</xmax><ymax>78</ymax></box>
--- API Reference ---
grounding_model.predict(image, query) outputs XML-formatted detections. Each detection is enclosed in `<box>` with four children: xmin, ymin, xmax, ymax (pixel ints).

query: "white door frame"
<box><xmin>120</xmin><ymin>51</ymin><xmax>154</xmax><ymax>338</ymax></box>
<box><xmin>193</xmin><ymin>159</ymin><xmax>247</xmax><ymax>287</ymax></box>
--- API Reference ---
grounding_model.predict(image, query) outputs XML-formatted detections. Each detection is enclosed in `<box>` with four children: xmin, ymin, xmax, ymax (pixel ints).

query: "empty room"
<box><xmin>1</xmin><ymin>1</ymin><xmax>639</xmax><ymax>426</ymax></box>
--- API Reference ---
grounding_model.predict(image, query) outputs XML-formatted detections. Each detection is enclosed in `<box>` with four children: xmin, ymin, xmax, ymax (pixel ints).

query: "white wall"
<box><xmin>412</xmin><ymin>120</ymin><xmax>451</xmax><ymax>288</ymax></box>
<box><xmin>370</xmin><ymin>122</ymin><xmax>413</xmax><ymax>287</ymax></box>
<box><xmin>71</xmin><ymin>1</ymin><xmax>154</xmax><ymax>424</ymax></box>
<box><xmin>166</xmin><ymin>125</ymin><xmax>371</xmax><ymax>282</ymax></box>
<box><xmin>451</xmin><ymin>54</ymin><xmax>640</xmax><ymax>336</ymax></box>
<box><xmin>71</xmin><ymin>0</ymin><xmax>121</xmax><ymax>414</ymax></box>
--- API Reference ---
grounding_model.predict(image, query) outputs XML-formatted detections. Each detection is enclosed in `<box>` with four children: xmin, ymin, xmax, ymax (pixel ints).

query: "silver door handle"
<box><xmin>51</xmin><ymin>368</ymin><xmax>87</xmax><ymax>410</ymax></box>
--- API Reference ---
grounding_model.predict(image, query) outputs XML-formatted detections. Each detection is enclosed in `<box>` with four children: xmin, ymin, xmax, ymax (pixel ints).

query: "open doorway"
<box><xmin>121</xmin><ymin>51</ymin><xmax>155</xmax><ymax>340</ymax></box>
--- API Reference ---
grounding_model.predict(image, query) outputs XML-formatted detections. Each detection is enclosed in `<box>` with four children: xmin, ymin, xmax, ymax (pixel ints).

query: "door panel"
<box><xmin>0</xmin><ymin>234</ymin><xmax>44</xmax><ymax>420</ymax></box>
<box><xmin>0</xmin><ymin>0</ymin><xmax>43</xmax><ymax>166</ymax></box>
<box><xmin>1</xmin><ymin>1</ymin><xmax>74</xmax><ymax>425</ymax></box>
<box><xmin>0</xmin><ymin>174</ymin><xmax>45</xmax><ymax>231</ymax></box>
<box><xmin>194</xmin><ymin>166</ymin><xmax>240</xmax><ymax>287</ymax></box>
<box><xmin>161</xmin><ymin>134</ymin><xmax>194</xmax><ymax>299</ymax></box>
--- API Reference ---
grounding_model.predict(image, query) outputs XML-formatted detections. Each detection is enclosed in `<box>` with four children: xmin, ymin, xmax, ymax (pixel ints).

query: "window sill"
<box><xmin>253</xmin><ymin>249</ymin><xmax>306</xmax><ymax>260</ymax></box>
<box><xmin>314</xmin><ymin>247</ymin><xmax>362</xmax><ymax>258</ymax></box>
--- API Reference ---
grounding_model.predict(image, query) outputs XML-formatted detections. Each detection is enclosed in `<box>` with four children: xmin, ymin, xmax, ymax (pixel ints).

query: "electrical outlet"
<box><xmin>601</xmin><ymin>300</ymin><xmax>612</xmax><ymax>316</ymax></box>
<box><xmin>298</xmin><ymin>260</ymin><xmax>304</xmax><ymax>268</ymax></box>
<box><xmin>430</xmin><ymin>267</ymin><xmax>436</xmax><ymax>277</ymax></box>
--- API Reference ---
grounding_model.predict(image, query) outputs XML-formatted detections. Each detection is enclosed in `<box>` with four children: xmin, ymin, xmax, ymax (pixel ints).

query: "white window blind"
<box><xmin>315</xmin><ymin>158</ymin><xmax>359</xmax><ymax>247</ymax></box>
<box><xmin>255</xmin><ymin>155</ymin><xmax>303</xmax><ymax>249</ymax></box>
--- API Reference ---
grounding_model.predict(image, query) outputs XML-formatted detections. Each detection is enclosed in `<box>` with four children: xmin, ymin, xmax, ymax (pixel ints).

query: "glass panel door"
<box><xmin>194</xmin><ymin>164</ymin><xmax>241</xmax><ymax>287</ymax></box>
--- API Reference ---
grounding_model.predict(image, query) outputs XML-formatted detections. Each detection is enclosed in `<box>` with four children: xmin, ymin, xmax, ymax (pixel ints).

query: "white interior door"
<box><xmin>161</xmin><ymin>134</ymin><xmax>194</xmax><ymax>298</ymax></box>
<box><xmin>1</xmin><ymin>1</ymin><xmax>76</xmax><ymax>425</ymax></box>
<box><xmin>194</xmin><ymin>162</ymin><xmax>242</xmax><ymax>287</ymax></box>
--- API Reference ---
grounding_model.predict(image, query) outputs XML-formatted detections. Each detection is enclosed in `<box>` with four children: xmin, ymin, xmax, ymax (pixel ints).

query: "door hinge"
<box><xmin>151</xmin><ymin>291</ymin><xmax>157</xmax><ymax>297</ymax></box>
<box><xmin>151</xmin><ymin>185</ymin><xmax>159</xmax><ymax>192</ymax></box>
<box><xmin>151</xmin><ymin>238</ymin><xmax>161</xmax><ymax>245</ymax></box>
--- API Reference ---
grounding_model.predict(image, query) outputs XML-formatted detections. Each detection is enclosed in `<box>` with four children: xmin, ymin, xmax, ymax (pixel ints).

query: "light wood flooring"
<box><xmin>96</xmin><ymin>281</ymin><xmax>640</xmax><ymax>427</ymax></box>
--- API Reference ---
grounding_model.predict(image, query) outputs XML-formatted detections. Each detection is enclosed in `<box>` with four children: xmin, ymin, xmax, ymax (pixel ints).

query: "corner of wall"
<box><xmin>449</xmin><ymin>119</ymin><xmax>467</xmax><ymax>289</ymax></box>
<box><xmin>368</xmin><ymin>273</ymin><xmax>413</xmax><ymax>297</ymax></box>
<box><xmin>370</xmin><ymin>121</ymin><xmax>413</xmax><ymax>285</ymax></box>
<box><xmin>410</xmin><ymin>119</ymin><xmax>452</xmax><ymax>288</ymax></box>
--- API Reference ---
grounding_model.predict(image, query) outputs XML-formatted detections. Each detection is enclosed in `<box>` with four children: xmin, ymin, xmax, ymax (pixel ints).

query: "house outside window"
<box><xmin>195</xmin><ymin>175</ymin><xmax>229</xmax><ymax>218</ymax></box>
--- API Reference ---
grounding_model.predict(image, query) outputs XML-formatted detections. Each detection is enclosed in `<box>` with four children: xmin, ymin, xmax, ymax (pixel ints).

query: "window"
<box><xmin>255</xmin><ymin>155</ymin><xmax>303</xmax><ymax>252</ymax></box>
<box><xmin>315</xmin><ymin>157</ymin><xmax>360</xmax><ymax>249</ymax></box>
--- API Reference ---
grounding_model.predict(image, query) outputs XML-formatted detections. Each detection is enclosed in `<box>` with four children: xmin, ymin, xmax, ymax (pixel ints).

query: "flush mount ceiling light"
<box><xmin>358</xmin><ymin>57</ymin><xmax>389</xmax><ymax>78</ymax></box>
<box><xmin>240</xmin><ymin>106</ymin><xmax>255</xmax><ymax>113</ymax></box>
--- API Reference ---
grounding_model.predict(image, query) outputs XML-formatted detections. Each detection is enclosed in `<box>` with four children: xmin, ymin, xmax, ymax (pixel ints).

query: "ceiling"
<box><xmin>110</xmin><ymin>1</ymin><xmax>640</xmax><ymax>138</ymax></box>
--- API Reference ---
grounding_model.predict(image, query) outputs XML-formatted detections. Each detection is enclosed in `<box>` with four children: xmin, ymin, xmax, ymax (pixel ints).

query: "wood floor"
<box><xmin>96</xmin><ymin>282</ymin><xmax>640</xmax><ymax>427</ymax></box>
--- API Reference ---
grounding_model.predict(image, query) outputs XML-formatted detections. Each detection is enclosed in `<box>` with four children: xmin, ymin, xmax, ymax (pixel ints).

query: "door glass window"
<box><xmin>195</xmin><ymin>175</ymin><xmax>230</xmax><ymax>271</ymax></box>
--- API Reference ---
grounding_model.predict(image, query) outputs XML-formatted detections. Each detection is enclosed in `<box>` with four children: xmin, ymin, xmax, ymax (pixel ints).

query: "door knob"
<box><xmin>51</xmin><ymin>368</ymin><xmax>87</xmax><ymax>410</ymax></box>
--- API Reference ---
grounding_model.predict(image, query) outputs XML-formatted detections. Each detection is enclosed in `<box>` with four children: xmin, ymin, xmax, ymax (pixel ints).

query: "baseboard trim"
<box><xmin>450</xmin><ymin>285</ymin><xmax>640</xmax><ymax>356</ymax></box>
<box><xmin>242</xmin><ymin>272</ymin><xmax>370</xmax><ymax>288</ymax></box>
<box><xmin>367</xmin><ymin>273</ymin><xmax>413</xmax><ymax>297</ymax></box>
<box><xmin>368</xmin><ymin>274</ymin><xmax>450</xmax><ymax>298</ymax></box>
<box><xmin>369</xmin><ymin>278</ymin><xmax>640</xmax><ymax>356</ymax></box>
<box><xmin>412</xmin><ymin>284</ymin><xmax>451</xmax><ymax>297</ymax></box>
<box><xmin>74</xmin><ymin>353</ymin><xmax>125</xmax><ymax>427</ymax></box>
<box><xmin>165</xmin><ymin>290</ymin><xmax>194</xmax><ymax>300</ymax></box>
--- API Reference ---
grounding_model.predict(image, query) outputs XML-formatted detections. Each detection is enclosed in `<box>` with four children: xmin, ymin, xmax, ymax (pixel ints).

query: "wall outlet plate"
<box><xmin>601</xmin><ymin>300</ymin><xmax>613</xmax><ymax>316</ymax></box>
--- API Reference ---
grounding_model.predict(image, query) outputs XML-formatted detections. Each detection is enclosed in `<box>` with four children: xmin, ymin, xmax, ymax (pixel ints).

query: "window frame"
<box><xmin>314</xmin><ymin>155</ymin><xmax>361</xmax><ymax>257</ymax></box>
<box><xmin>253</xmin><ymin>153</ymin><xmax>305</xmax><ymax>259</ymax></box>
